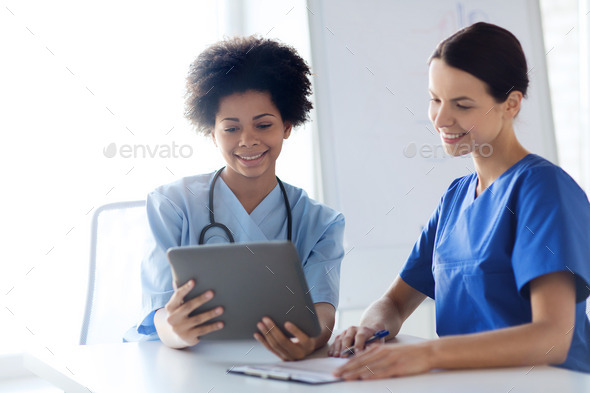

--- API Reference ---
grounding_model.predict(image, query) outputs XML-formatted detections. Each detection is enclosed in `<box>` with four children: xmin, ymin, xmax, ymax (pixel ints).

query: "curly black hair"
<box><xmin>185</xmin><ymin>36</ymin><xmax>313</xmax><ymax>135</ymax></box>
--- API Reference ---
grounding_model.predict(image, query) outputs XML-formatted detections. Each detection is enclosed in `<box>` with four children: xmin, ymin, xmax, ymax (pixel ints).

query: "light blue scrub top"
<box><xmin>400</xmin><ymin>154</ymin><xmax>590</xmax><ymax>373</ymax></box>
<box><xmin>127</xmin><ymin>172</ymin><xmax>345</xmax><ymax>341</ymax></box>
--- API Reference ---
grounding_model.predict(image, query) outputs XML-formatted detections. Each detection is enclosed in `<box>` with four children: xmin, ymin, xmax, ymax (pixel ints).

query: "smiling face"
<box><xmin>428</xmin><ymin>59</ymin><xmax>520</xmax><ymax>158</ymax></box>
<box><xmin>211</xmin><ymin>90</ymin><xmax>291</xmax><ymax>184</ymax></box>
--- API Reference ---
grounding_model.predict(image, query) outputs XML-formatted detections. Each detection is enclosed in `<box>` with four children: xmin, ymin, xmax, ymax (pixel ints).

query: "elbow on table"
<box><xmin>539</xmin><ymin>324</ymin><xmax>573</xmax><ymax>366</ymax></box>
<box><xmin>546</xmin><ymin>344</ymin><xmax>571</xmax><ymax>366</ymax></box>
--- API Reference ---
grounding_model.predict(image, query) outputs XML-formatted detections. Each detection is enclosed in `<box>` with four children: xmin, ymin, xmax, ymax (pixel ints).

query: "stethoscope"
<box><xmin>198</xmin><ymin>167</ymin><xmax>293</xmax><ymax>244</ymax></box>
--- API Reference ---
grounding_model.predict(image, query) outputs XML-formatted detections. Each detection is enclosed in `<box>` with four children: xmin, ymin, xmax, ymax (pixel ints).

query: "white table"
<box><xmin>23</xmin><ymin>335</ymin><xmax>590</xmax><ymax>393</ymax></box>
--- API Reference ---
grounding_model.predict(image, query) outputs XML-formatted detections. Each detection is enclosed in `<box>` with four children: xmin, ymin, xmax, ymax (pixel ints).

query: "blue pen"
<box><xmin>340</xmin><ymin>329</ymin><xmax>389</xmax><ymax>357</ymax></box>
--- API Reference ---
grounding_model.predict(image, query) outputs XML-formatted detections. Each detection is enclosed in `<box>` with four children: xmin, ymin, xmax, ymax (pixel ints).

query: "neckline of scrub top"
<box><xmin>215</xmin><ymin>175</ymin><xmax>283</xmax><ymax>227</ymax></box>
<box><xmin>470</xmin><ymin>153</ymin><xmax>536</xmax><ymax>203</ymax></box>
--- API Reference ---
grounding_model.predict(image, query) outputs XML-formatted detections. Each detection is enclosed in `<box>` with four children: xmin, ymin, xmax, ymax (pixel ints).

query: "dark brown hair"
<box><xmin>429</xmin><ymin>22</ymin><xmax>529</xmax><ymax>102</ymax></box>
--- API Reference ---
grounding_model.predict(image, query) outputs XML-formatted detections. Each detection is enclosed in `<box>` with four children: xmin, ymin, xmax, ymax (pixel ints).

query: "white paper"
<box><xmin>230</xmin><ymin>357</ymin><xmax>349</xmax><ymax>384</ymax></box>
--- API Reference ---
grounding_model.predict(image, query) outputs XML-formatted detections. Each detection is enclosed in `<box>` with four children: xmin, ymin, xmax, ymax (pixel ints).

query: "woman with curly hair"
<box><xmin>127</xmin><ymin>36</ymin><xmax>344</xmax><ymax>360</ymax></box>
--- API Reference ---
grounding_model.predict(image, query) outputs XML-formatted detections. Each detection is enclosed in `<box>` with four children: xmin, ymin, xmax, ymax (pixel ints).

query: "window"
<box><xmin>540</xmin><ymin>0</ymin><xmax>589</xmax><ymax>191</ymax></box>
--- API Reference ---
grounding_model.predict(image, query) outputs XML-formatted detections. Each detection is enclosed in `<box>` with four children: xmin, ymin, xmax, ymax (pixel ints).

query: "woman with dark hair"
<box><xmin>127</xmin><ymin>36</ymin><xmax>345</xmax><ymax>360</ymax></box>
<box><xmin>330</xmin><ymin>22</ymin><xmax>590</xmax><ymax>378</ymax></box>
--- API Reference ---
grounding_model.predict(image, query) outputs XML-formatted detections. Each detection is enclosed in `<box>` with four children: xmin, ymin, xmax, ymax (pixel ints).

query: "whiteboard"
<box><xmin>306</xmin><ymin>0</ymin><xmax>556</xmax><ymax>308</ymax></box>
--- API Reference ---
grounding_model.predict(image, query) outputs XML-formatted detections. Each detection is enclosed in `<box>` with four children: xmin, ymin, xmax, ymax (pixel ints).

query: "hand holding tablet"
<box><xmin>167</xmin><ymin>241</ymin><xmax>321</xmax><ymax>340</ymax></box>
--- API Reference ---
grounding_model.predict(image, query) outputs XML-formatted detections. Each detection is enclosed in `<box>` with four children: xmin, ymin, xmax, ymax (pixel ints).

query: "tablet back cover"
<box><xmin>167</xmin><ymin>241</ymin><xmax>321</xmax><ymax>340</ymax></box>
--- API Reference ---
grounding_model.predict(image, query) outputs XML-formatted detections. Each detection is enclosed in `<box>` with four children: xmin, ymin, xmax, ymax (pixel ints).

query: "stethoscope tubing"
<box><xmin>198</xmin><ymin>167</ymin><xmax>292</xmax><ymax>244</ymax></box>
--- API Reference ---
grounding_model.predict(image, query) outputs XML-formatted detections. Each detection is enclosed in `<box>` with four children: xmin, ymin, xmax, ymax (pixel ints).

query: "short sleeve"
<box><xmin>302</xmin><ymin>213</ymin><xmax>345</xmax><ymax>308</ymax></box>
<box><xmin>399</xmin><ymin>203</ymin><xmax>440</xmax><ymax>299</ymax></box>
<box><xmin>136</xmin><ymin>191</ymin><xmax>187</xmax><ymax>336</ymax></box>
<box><xmin>511</xmin><ymin>168</ymin><xmax>590</xmax><ymax>302</ymax></box>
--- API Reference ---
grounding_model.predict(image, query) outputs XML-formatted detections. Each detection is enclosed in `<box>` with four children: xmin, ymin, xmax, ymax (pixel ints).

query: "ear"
<box><xmin>210</xmin><ymin>129</ymin><xmax>217</xmax><ymax>146</ymax></box>
<box><xmin>504</xmin><ymin>91</ymin><xmax>523</xmax><ymax>118</ymax></box>
<box><xmin>283</xmin><ymin>122</ymin><xmax>293</xmax><ymax>140</ymax></box>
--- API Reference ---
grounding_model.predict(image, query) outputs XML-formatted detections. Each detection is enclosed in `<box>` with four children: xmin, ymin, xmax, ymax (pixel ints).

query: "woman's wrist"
<box><xmin>420</xmin><ymin>340</ymin><xmax>437</xmax><ymax>371</ymax></box>
<box><xmin>155</xmin><ymin>308</ymin><xmax>191</xmax><ymax>349</ymax></box>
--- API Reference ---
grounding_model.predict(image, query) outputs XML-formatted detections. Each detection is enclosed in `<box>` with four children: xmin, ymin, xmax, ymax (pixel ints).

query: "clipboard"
<box><xmin>227</xmin><ymin>357</ymin><xmax>348</xmax><ymax>384</ymax></box>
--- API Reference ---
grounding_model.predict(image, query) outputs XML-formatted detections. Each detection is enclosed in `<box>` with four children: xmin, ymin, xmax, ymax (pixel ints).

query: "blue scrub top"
<box><xmin>126</xmin><ymin>172</ymin><xmax>344</xmax><ymax>341</ymax></box>
<box><xmin>400</xmin><ymin>154</ymin><xmax>590</xmax><ymax>373</ymax></box>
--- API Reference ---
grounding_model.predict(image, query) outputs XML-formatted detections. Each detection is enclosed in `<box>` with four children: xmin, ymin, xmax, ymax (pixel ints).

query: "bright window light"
<box><xmin>0</xmin><ymin>0</ymin><xmax>314</xmax><ymax>355</ymax></box>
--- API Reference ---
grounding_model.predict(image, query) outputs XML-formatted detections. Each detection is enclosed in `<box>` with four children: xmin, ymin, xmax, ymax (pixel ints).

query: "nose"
<box><xmin>239</xmin><ymin>126</ymin><xmax>259</xmax><ymax>148</ymax></box>
<box><xmin>431</xmin><ymin>102</ymin><xmax>454</xmax><ymax>130</ymax></box>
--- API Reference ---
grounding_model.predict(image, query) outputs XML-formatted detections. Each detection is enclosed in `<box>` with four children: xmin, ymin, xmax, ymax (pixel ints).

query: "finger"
<box><xmin>350</xmin><ymin>362</ymin><xmax>382</xmax><ymax>380</ymax></box>
<box><xmin>259</xmin><ymin>318</ymin><xmax>297</xmax><ymax>360</ymax></box>
<box><xmin>189</xmin><ymin>320</ymin><xmax>224</xmax><ymax>340</ymax></box>
<box><xmin>182</xmin><ymin>289</ymin><xmax>214</xmax><ymax>313</ymax></box>
<box><xmin>337</xmin><ymin>328</ymin><xmax>359</xmax><ymax>357</ymax></box>
<box><xmin>166</xmin><ymin>297</ymin><xmax>218</xmax><ymax>328</ymax></box>
<box><xmin>328</xmin><ymin>331</ymin><xmax>348</xmax><ymax>357</ymax></box>
<box><xmin>331</xmin><ymin>328</ymin><xmax>359</xmax><ymax>357</ymax></box>
<box><xmin>352</xmin><ymin>352</ymin><xmax>401</xmax><ymax>380</ymax></box>
<box><xmin>254</xmin><ymin>332</ymin><xmax>287</xmax><ymax>360</ymax></box>
<box><xmin>258</xmin><ymin>319</ymin><xmax>292</xmax><ymax>359</ymax></box>
<box><xmin>284</xmin><ymin>321</ymin><xmax>309</xmax><ymax>343</ymax></box>
<box><xmin>169</xmin><ymin>280</ymin><xmax>195</xmax><ymax>310</ymax></box>
<box><xmin>328</xmin><ymin>334</ymin><xmax>342</xmax><ymax>357</ymax></box>
<box><xmin>358</xmin><ymin>358</ymin><xmax>399</xmax><ymax>380</ymax></box>
<box><xmin>284</xmin><ymin>322</ymin><xmax>313</xmax><ymax>358</ymax></box>
<box><xmin>335</xmin><ymin>360</ymin><xmax>368</xmax><ymax>380</ymax></box>
<box><xmin>188</xmin><ymin>306</ymin><xmax>224</xmax><ymax>327</ymax></box>
<box><xmin>254</xmin><ymin>327</ymin><xmax>295</xmax><ymax>361</ymax></box>
<box><xmin>353</xmin><ymin>328</ymin><xmax>375</xmax><ymax>354</ymax></box>
<box><xmin>333</xmin><ymin>356</ymin><xmax>360</xmax><ymax>377</ymax></box>
<box><xmin>334</xmin><ymin>345</ymin><xmax>381</xmax><ymax>378</ymax></box>
<box><xmin>334</xmin><ymin>345</ymin><xmax>374</xmax><ymax>375</ymax></box>
<box><xmin>173</xmin><ymin>316</ymin><xmax>224</xmax><ymax>345</ymax></box>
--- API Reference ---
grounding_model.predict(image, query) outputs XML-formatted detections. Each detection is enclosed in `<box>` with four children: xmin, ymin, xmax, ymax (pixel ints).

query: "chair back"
<box><xmin>80</xmin><ymin>200</ymin><xmax>153</xmax><ymax>345</ymax></box>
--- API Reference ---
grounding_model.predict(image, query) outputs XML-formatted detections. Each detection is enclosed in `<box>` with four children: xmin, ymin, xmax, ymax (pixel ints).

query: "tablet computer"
<box><xmin>166</xmin><ymin>241</ymin><xmax>321</xmax><ymax>340</ymax></box>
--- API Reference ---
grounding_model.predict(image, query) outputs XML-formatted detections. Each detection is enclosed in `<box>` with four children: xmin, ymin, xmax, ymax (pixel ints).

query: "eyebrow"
<box><xmin>220</xmin><ymin>113</ymin><xmax>277</xmax><ymax>122</ymax></box>
<box><xmin>450</xmin><ymin>96</ymin><xmax>475</xmax><ymax>102</ymax></box>
<box><xmin>429</xmin><ymin>90</ymin><xmax>475</xmax><ymax>102</ymax></box>
<box><xmin>253</xmin><ymin>113</ymin><xmax>276</xmax><ymax>120</ymax></box>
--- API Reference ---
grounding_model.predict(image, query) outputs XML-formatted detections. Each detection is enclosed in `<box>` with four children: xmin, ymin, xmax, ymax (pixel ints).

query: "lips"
<box><xmin>236</xmin><ymin>151</ymin><xmax>267</xmax><ymax>160</ymax></box>
<box><xmin>440</xmin><ymin>131</ymin><xmax>469</xmax><ymax>144</ymax></box>
<box><xmin>234</xmin><ymin>150</ymin><xmax>269</xmax><ymax>167</ymax></box>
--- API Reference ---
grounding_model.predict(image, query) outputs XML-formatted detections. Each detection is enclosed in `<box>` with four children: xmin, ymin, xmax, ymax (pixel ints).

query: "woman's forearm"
<box><xmin>313</xmin><ymin>302</ymin><xmax>336</xmax><ymax>350</ymax></box>
<box><xmin>429</xmin><ymin>272</ymin><xmax>575</xmax><ymax>370</ymax></box>
<box><xmin>429</xmin><ymin>319</ymin><xmax>573</xmax><ymax>370</ymax></box>
<box><xmin>360</xmin><ymin>276</ymin><xmax>426</xmax><ymax>339</ymax></box>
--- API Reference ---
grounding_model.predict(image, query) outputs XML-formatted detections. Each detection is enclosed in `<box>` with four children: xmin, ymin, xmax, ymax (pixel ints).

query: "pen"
<box><xmin>340</xmin><ymin>329</ymin><xmax>389</xmax><ymax>357</ymax></box>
